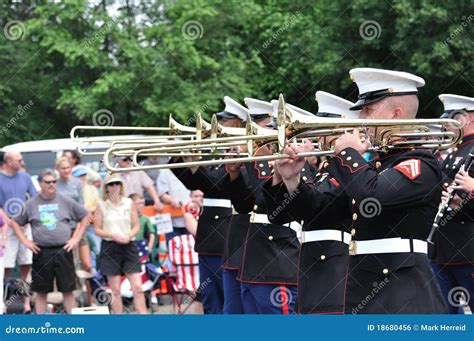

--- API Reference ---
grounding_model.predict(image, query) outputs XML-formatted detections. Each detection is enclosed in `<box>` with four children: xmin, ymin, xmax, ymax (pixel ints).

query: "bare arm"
<box><xmin>10</xmin><ymin>219</ymin><xmax>39</xmax><ymax>253</ymax></box>
<box><xmin>130</xmin><ymin>202</ymin><xmax>140</xmax><ymax>238</ymax></box>
<box><xmin>92</xmin><ymin>206</ymin><xmax>111</xmax><ymax>240</ymax></box>
<box><xmin>184</xmin><ymin>213</ymin><xmax>198</xmax><ymax>237</ymax></box>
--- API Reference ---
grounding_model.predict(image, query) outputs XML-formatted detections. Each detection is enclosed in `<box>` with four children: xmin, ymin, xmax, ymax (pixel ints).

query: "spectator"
<box><xmin>140</xmin><ymin>156</ymin><xmax>165</xmax><ymax>204</ymax></box>
<box><xmin>63</xmin><ymin>150</ymin><xmax>101</xmax><ymax>185</ymax></box>
<box><xmin>56</xmin><ymin>157</ymin><xmax>84</xmax><ymax>206</ymax></box>
<box><xmin>184</xmin><ymin>191</ymin><xmax>203</xmax><ymax>237</ymax></box>
<box><xmin>0</xmin><ymin>151</ymin><xmax>37</xmax><ymax>314</ymax></box>
<box><xmin>72</xmin><ymin>166</ymin><xmax>100</xmax><ymax>304</ymax></box>
<box><xmin>115</xmin><ymin>156</ymin><xmax>163</xmax><ymax>212</ymax></box>
<box><xmin>190</xmin><ymin>189</ymin><xmax>204</xmax><ymax>207</ymax></box>
<box><xmin>93</xmin><ymin>175</ymin><xmax>147</xmax><ymax>314</ymax></box>
<box><xmin>10</xmin><ymin>169</ymin><xmax>89</xmax><ymax>314</ymax></box>
<box><xmin>157</xmin><ymin>168</ymin><xmax>191</xmax><ymax>238</ymax></box>
<box><xmin>0</xmin><ymin>214</ymin><xmax>6</xmax><ymax>315</ymax></box>
<box><xmin>129</xmin><ymin>193</ymin><xmax>155</xmax><ymax>254</ymax></box>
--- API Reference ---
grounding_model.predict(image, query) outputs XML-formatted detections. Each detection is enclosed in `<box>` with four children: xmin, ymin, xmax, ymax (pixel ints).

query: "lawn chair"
<box><xmin>167</xmin><ymin>234</ymin><xmax>200</xmax><ymax>314</ymax></box>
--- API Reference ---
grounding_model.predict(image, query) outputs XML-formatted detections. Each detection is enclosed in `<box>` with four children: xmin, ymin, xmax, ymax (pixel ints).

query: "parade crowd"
<box><xmin>0</xmin><ymin>67</ymin><xmax>473</xmax><ymax>315</ymax></box>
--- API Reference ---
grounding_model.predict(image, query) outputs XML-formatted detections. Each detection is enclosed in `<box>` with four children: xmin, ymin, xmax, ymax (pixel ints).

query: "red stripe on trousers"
<box><xmin>281</xmin><ymin>285</ymin><xmax>289</xmax><ymax>315</ymax></box>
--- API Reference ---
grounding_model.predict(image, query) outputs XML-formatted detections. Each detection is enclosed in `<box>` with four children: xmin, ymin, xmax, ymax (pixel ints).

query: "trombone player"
<box><xmin>224</xmin><ymin>98</ymin><xmax>309</xmax><ymax>314</ymax></box>
<box><xmin>168</xmin><ymin>96</ymin><xmax>247</xmax><ymax>314</ymax></box>
<box><xmin>263</xmin><ymin>91</ymin><xmax>359</xmax><ymax>314</ymax></box>
<box><xmin>271</xmin><ymin>68</ymin><xmax>448</xmax><ymax>313</ymax></box>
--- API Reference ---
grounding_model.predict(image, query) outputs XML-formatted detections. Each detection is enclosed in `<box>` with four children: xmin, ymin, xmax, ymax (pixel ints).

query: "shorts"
<box><xmin>99</xmin><ymin>240</ymin><xmax>142</xmax><ymax>276</ymax></box>
<box><xmin>4</xmin><ymin>226</ymin><xmax>33</xmax><ymax>268</ymax></box>
<box><xmin>31</xmin><ymin>246</ymin><xmax>77</xmax><ymax>293</ymax></box>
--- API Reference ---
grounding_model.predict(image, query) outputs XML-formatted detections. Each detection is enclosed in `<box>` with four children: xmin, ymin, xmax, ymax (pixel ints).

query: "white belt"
<box><xmin>349</xmin><ymin>238</ymin><xmax>428</xmax><ymax>256</ymax></box>
<box><xmin>250</xmin><ymin>213</ymin><xmax>302</xmax><ymax>233</ymax></box>
<box><xmin>301</xmin><ymin>229</ymin><xmax>351</xmax><ymax>245</ymax></box>
<box><xmin>203</xmin><ymin>198</ymin><xmax>232</xmax><ymax>208</ymax></box>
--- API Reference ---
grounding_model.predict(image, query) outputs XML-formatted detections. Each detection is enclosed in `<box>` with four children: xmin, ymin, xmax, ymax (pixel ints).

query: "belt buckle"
<box><xmin>349</xmin><ymin>240</ymin><xmax>357</xmax><ymax>256</ymax></box>
<box><xmin>250</xmin><ymin>212</ymin><xmax>257</xmax><ymax>224</ymax></box>
<box><xmin>300</xmin><ymin>231</ymin><xmax>305</xmax><ymax>243</ymax></box>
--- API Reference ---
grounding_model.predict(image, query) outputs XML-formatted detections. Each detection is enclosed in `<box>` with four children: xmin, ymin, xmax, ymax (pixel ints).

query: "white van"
<box><xmin>2</xmin><ymin>138</ymin><xmax>108</xmax><ymax>176</ymax></box>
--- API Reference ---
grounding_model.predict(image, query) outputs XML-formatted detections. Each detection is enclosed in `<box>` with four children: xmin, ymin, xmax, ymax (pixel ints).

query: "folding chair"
<box><xmin>167</xmin><ymin>234</ymin><xmax>200</xmax><ymax>314</ymax></box>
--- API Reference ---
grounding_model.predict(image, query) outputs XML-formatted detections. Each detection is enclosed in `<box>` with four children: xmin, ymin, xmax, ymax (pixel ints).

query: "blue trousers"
<box><xmin>432</xmin><ymin>262</ymin><xmax>474</xmax><ymax>314</ymax></box>
<box><xmin>198</xmin><ymin>255</ymin><xmax>224</xmax><ymax>314</ymax></box>
<box><xmin>222</xmin><ymin>268</ymin><xmax>244</xmax><ymax>314</ymax></box>
<box><xmin>241</xmin><ymin>282</ymin><xmax>297</xmax><ymax>314</ymax></box>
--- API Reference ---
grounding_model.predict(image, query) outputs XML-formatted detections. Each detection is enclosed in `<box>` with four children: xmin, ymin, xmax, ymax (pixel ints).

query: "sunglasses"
<box><xmin>42</xmin><ymin>180</ymin><xmax>57</xmax><ymax>185</ymax></box>
<box><xmin>106</xmin><ymin>181</ymin><xmax>122</xmax><ymax>187</ymax></box>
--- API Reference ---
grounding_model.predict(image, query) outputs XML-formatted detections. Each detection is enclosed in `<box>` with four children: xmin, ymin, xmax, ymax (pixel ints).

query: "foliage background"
<box><xmin>0</xmin><ymin>0</ymin><xmax>472</xmax><ymax>145</ymax></box>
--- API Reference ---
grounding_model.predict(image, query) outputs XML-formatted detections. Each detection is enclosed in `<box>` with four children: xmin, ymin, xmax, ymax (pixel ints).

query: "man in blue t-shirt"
<box><xmin>0</xmin><ymin>151</ymin><xmax>37</xmax><ymax>314</ymax></box>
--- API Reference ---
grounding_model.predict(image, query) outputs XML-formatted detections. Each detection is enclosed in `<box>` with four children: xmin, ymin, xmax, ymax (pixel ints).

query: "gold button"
<box><xmin>352</xmin><ymin>213</ymin><xmax>358</xmax><ymax>221</ymax></box>
<box><xmin>445</xmin><ymin>165</ymin><xmax>449</xmax><ymax>168</ymax></box>
<box><xmin>268</xmin><ymin>235</ymin><xmax>274</xmax><ymax>241</ymax></box>
<box><xmin>302</xmin><ymin>176</ymin><xmax>308</xmax><ymax>181</ymax></box>
<box><xmin>449</xmin><ymin>155</ymin><xmax>453</xmax><ymax>159</ymax></box>
<box><xmin>316</xmin><ymin>173</ymin><xmax>321</xmax><ymax>177</ymax></box>
<box><xmin>382</xmin><ymin>268</ymin><xmax>389</xmax><ymax>275</ymax></box>
<box><xmin>214</xmin><ymin>215</ymin><xmax>219</xmax><ymax>219</ymax></box>
<box><xmin>324</xmin><ymin>162</ymin><xmax>329</xmax><ymax>168</ymax></box>
<box><xmin>375</xmin><ymin>161</ymin><xmax>382</xmax><ymax>169</ymax></box>
<box><xmin>353</xmin><ymin>163</ymin><xmax>359</xmax><ymax>168</ymax></box>
<box><xmin>259</xmin><ymin>163</ymin><xmax>264</xmax><ymax>167</ymax></box>
<box><xmin>352</xmin><ymin>199</ymin><xmax>356</xmax><ymax>205</ymax></box>
<box><xmin>261</xmin><ymin>171</ymin><xmax>267</xmax><ymax>176</ymax></box>
<box><xmin>302</xmin><ymin>168</ymin><xmax>305</xmax><ymax>171</ymax></box>
<box><xmin>461</xmin><ymin>221</ymin><xmax>465</xmax><ymax>225</ymax></box>
<box><xmin>320</xmin><ymin>255</ymin><xmax>326</xmax><ymax>261</ymax></box>
<box><xmin>351</xmin><ymin>228</ymin><xmax>356</xmax><ymax>236</ymax></box>
<box><xmin>346</xmin><ymin>156</ymin><xmax>352</xmax><ymax>161</ymax></box>
<box><xmin>444</xmin><ymin>182</ymin><xmax>449</xmax><ymax>187</ymax></box>
<box><xmin>340</xmin><ymin>151</ymin><xmax>346</xmax><ymax>156</ymax></box>
<box><xmin>253</xmin><ymin>205</ymin><xmax>258</xmax><ymax>211</ymax></box>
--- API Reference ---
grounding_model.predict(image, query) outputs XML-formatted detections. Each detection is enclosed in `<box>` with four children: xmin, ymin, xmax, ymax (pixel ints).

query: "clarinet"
<box><xmin>427</xmin><ymin>146</ymin><xmax>474</xmax><ymax>243</ymax></box>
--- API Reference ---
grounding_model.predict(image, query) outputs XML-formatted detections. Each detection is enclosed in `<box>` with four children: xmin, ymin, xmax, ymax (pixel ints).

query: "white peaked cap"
<box><xmin>349</xmin><ymin>68</ymin><xmax>425</xmax><ymax>110</ymax></box>
<box><xmin>315</xmin><ymin>91</ymin><xmax>360</xmax><ymax>119</ymax></box>
<box><xmin>270</xmin><ymin>100</ymin><xmax>315</xmax><ymax>119</ymax></box>
<box><xmin>439</xmin><ymin>94</ymin><xmax>474</xmax><ymax>112</ymax></box>
<box><xmin>220</xmin><ymin>96</ymin><xmax>249</xmax><ymax>121</ymax></box>
<box><xmin>244</xmin><ymin>98</ymin><xmax>273</xmax><ymax>116</ymax></box>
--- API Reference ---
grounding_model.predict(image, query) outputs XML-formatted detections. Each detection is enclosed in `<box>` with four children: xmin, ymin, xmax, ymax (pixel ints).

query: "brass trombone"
<box><xmin>98</xmin><ymin>94</ymin><xmax>463</xmax><ymax>173</ymax></box>
<box><xmin>70</xmin><ymin>113</ymin><xmax>211</xmax><ymax>156</ymax></box>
